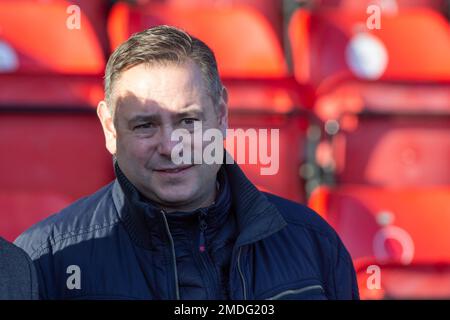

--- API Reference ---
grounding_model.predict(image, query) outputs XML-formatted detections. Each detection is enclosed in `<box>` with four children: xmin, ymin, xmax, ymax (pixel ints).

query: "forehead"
<box><xmin>112</xmin><ymin>61</ymin><xmax>211</xmax><ymax>115</ymax></box>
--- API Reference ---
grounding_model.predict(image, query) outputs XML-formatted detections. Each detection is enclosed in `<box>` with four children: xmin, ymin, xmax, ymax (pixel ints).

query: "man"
<box><xmin>0</xmin><ymin>237</ymin><xmax>38</xmax><ymax>299</ymax></box>
<box><xmin>15</xmin><ymin>26</ymin><xmax>359</xmax><ymax>299</ymax></box>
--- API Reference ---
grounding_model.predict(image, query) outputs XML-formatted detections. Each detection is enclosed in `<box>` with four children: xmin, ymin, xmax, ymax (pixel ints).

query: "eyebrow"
<box><xmin>128</xmin><ymin>108</ymin><xmax>205</xmax><ymax>125</ymax></box>
<box><xmin>128</xmin><ymin>114</ymin><xmax>160</xmax><ymax>125</ymax></box>
<box><xmin>174</xmin><ymin>108</ymin><xmax>205</xmax><ymax>120</ymax></box>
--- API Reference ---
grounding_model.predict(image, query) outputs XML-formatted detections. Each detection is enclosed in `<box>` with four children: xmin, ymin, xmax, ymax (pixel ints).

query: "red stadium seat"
<box><xmin>146</xmin><ymin>0</ymin><xmax>284</xmax><ymax>38</ymax></box>
<box><xmin>330</xmin><ymin>115</ymin><xmax>450</xmax><ymax>186</ymax></box>
<box><xmin>108</xmin><ymin>2</ymin><xmax>287</xmax><ymax>78</ymax></box>
<box><xmin>356</xmin><ymin>259</ymin><xmax>450</xmax><ymax>299</ymax></box>
<box><xmin>0</xmin><ymin>111</ymin><xmax>114</xmax><ymax>242</ymax></box>
<box><xmin>0</xmin><ymin>0</ymin><xmax>105</xmax><ymax>74</ymax></box>
<box><xmin>0</xmin><ymin>0</ymin><xmax>106</xmax><ymax>108</ymax></box>
<box><xmin>69</xmin><ymin>0</ymin><xmax>111</xmax><ymax>55</ymax></box>
<box><xmin>309</xmin><ymin>184</ymin><xmax>450</xmax><ymax>299</ymax></box>
<box><xmin>289</xmin><ymin>8</ymin><xmax>450</xmax><ymax>186</ymax></box>
<box><xmin>308</xmin><ymin>185</ymin><xmax>450</xmax><ymax>264</ymax></box>
<box><xmin>288</xmin><ymin>8</ymin><xmax>450</xmax><ymax>86</ymax></box>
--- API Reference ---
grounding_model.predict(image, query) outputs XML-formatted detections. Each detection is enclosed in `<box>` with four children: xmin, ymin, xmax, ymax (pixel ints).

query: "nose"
<box><xmin>156</xmin><ymin>125</ymin><xmax>178</xmax><ymax>158</ymax></box>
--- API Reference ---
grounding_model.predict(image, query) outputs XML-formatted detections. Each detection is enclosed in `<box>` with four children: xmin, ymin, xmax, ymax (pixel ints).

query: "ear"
<box><xmin>97</xmin><ymin>100</ymin><xmax>117</xmax><ymax>155</ymax></box>
<box><xmin>217</xmin><ymin>86</ymin><xmax>228</xmax><ymax>137</ymax></box>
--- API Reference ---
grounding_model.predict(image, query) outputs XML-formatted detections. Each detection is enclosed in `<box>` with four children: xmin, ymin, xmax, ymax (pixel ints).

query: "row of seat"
<box><xmin>2</xmin><ymin>1</ymin><xmax>449</xmax><ymax>77</ymax></box>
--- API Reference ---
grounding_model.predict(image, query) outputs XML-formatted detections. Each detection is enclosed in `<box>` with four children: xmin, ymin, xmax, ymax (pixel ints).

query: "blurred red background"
<box><xmin>0</xmin><ymin>0</ymin><xmax>449</xmax><ymax>299</ymax></box>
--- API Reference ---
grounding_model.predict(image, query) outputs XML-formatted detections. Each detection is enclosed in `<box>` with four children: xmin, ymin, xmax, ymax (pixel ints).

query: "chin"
<box><xmin>155</xmin><ymin>186</ymin><xmax>198</xmax><ymax>206</ymax></box>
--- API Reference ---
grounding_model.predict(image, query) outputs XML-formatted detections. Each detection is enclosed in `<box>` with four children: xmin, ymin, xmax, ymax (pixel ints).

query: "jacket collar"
<box><xmin>157</xmin><ymin>165</ymin><xmax>232</xmax><ymax>245</ymax></box>
<box><xmin>222</xmin><ymin>159</ymin><xmax>288</xmax><ymax>247</ymax></box>
<box><xmin>112</xmin><ymin>161</ymin><xmax>157</xmax><ymax>248</ymax></box>
<box><xmin>112</xmin><ymin>154</ymin><xmax>287</xmax><ymax>249</ymax></box>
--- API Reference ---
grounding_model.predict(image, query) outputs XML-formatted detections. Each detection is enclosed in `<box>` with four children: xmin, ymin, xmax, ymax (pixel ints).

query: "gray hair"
<box><xmin>104</xmin><ymin>25</ymin><xmax>223</xmax><ymax>110</ymax></box>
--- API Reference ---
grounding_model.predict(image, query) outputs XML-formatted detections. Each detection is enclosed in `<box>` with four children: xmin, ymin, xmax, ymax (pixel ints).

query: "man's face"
<box><xmin>98</xmin><ymin>61</ymin><xmax>227</xmax><ymax>212</ymax></box>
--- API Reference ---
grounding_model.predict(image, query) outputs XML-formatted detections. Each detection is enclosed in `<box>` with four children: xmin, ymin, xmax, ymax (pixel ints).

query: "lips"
<box><xmin>154</xmin><ymin>165</ymin><xmax>194</xmax><ymax>174</ymax></box>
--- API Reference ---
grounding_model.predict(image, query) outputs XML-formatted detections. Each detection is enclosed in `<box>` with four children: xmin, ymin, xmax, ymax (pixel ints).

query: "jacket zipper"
<box><xmin>198</xmin><ymin>210</ymin><xmax>208</xmax><ymax>252</ymax></box>
<box><xmin>196</xmin><ymin>209</ymin><xmax>224</xmax><ymax>299</ymax></box>
<box><xmin>160</xmin><ymin>209</ymin><xmax>180</xmax><ymax>300</ymax></box>
<box><xmin>265</xmin><ymin>285</ymin><xmax>324</xmax><ymax>300</ymax></box>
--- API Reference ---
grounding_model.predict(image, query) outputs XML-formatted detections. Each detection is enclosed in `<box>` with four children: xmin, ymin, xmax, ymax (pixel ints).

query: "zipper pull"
<box><xmin>198</xmin><ymin>211</ymin><xmax>207</xmax><ymax>252</ymax></box>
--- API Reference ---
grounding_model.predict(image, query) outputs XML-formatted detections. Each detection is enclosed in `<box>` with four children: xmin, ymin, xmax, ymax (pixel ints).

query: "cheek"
<box><xmin>117</xmin><ymin>135</ymin><xmax>157</xmax><ymax>163</ymax></box>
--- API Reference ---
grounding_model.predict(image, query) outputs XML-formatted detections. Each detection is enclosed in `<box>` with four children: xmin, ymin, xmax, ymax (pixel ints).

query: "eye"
<box><xmin>180</xmin><ymin>118</ymin><xmax>199</xmax><ymax>126</ymax></box>
<box><xmin>134</xmin><ymin>123</ymin><xmax>155</xmax><ymax>130</ymax></box>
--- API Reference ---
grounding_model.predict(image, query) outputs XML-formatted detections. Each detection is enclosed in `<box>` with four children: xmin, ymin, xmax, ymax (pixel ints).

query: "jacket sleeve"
<box><xmin>332</xmin><ymin>239</ymin><xmax>360</xmax><ymax>300</ymax></box>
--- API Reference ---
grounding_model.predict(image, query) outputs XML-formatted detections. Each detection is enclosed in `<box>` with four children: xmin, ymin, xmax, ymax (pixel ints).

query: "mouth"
<box><xmin>153</xmin><ymin>164</ymin><xmax>194</xmax><ymax>175</ymax></box>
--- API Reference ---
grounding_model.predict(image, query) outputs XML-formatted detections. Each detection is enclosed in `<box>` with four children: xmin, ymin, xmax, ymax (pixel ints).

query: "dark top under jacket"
<box><xmin>15</xmin><ymin>160</ymin><xmax>359</xmax><ymax>300</ymax></box>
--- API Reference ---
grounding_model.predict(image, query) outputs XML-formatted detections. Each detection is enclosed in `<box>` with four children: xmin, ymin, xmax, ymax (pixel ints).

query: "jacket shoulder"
<box><xmin>14</xmin><ymin>182</ymin><xmax>118</xmax><ymax>260</ymax></box>
<box><xmin>263</xmin><ymin>192</ymin><xmax>359</xmax><ymax>299</ymax></box>
<box><xmin>263</xmin><ymin>192</ymin><xmax>339</xmax><ymax>242</ymax></box>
